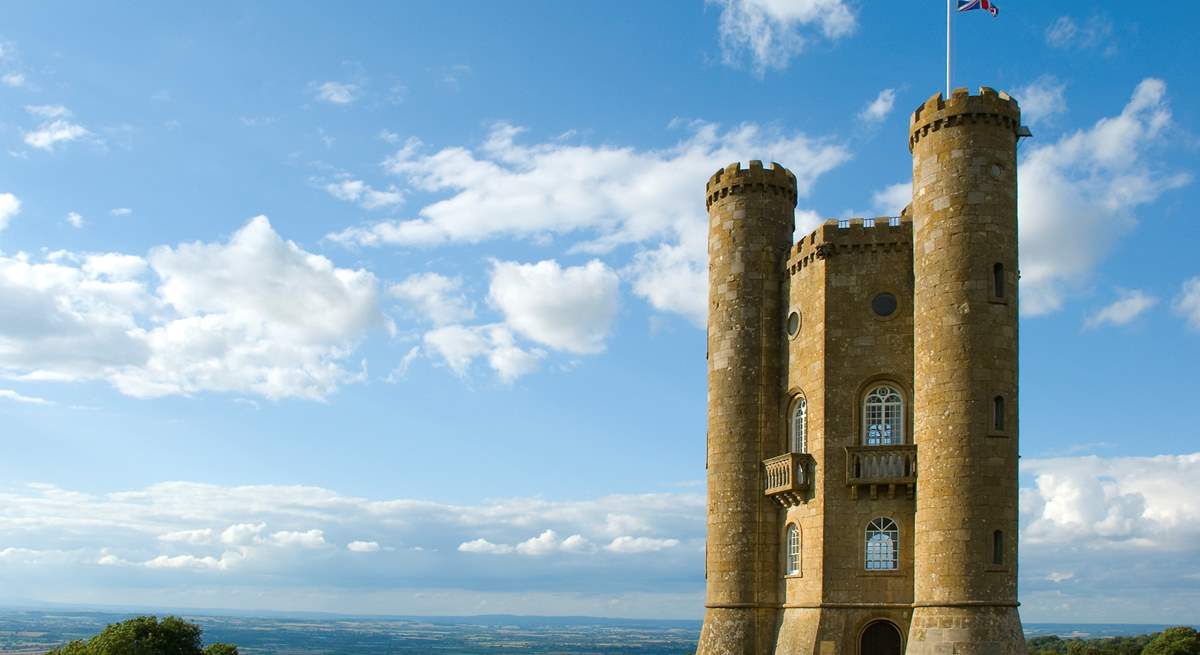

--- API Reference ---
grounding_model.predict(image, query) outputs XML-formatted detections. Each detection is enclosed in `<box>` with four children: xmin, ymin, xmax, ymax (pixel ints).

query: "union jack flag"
<box><xmin>958</xmin><ymin>0</ymin><xmax>999</xmax><ymax>16</ymax></box>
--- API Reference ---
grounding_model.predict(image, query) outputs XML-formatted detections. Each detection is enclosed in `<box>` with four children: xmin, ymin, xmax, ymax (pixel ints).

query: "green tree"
<box><xmin>1143</xmin><ymin>627</ymin><xmax>1200</xmax><ymax>655</ymax></box>
<box><xmin>46</xmin><ymin>641</ymin><xmax>89</xmax><ymax>655</ymax></box>
<box><xmin>43</xmin><ymin>615</ymin><xmax>237</xmax><ymax>655</ymax></box>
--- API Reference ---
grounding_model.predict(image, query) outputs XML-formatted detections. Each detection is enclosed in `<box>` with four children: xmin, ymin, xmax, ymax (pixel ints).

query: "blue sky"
<box><xmin>1</xmin><ymin>1</ymin><xmax>1198</xmax><ymax>623</ymax></box>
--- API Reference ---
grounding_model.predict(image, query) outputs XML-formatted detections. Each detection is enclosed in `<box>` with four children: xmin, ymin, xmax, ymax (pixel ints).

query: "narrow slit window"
<box><xmin>993</xmin><ymin>263</ymin><xmax>1005</xmax><ymax>299</ymax></box>
<box><xmin>993</xmin><ymin>396</ymin><xmax>1005</xmax><ymax>432</ymax></box>
<box><xmin>992</xmin><ymin>530</ymin><xmax>1004</xmax><ymax>565</ymax></box>
<box><xmin>786</xmin><ymin>524</ymin><xmax>801</xmax><ymax>575</ymax></box>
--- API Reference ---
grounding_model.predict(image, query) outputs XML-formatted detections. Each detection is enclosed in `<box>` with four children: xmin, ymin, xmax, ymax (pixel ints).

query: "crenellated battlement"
<box><xmin>909</xmin><ymin>86</ymin><xmax>1022</xmax><ymax>152</ymax></box>
<box><xmin>706</xmin><ymin>160</ymin><xmax>797</xmax><ymax>209</ymax></box>
<box><xmin>786</xmin><ymin>216</ymin><xmax>912</xmax><ymax>274</ymax></box>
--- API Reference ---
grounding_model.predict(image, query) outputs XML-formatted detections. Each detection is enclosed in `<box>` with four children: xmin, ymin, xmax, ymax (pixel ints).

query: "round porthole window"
<box><xmin>786</xmin><ymin>311</ymin><xmax>801</xmax><ymax>337</ymax></box>
<box><xmin>871</xmin><ymin>293</ymin><xmax>897</xmax><ymax>317</ymax></box>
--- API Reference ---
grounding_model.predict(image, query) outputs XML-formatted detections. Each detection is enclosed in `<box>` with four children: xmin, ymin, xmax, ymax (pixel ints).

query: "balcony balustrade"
<box><xmin>762</xmin><ymin>452</ymin><xmax>814</xmax><ymax>507</ymax></box>
<box><xmin>844</xmin><ymin>445</ymin><xmax>917</xmax><ymax>499</ymax></box>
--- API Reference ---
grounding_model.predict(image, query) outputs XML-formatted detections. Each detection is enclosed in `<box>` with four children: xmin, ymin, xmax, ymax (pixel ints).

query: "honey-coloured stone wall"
<box><xmin>906</xmin><ymin>88</ymin><xmax>1025</xmax><ymax>655</ymax></box>
<box><xmin>698</xmin><ymin>161</ymin><xmax>797</xmax><ymax>655</ymax></box>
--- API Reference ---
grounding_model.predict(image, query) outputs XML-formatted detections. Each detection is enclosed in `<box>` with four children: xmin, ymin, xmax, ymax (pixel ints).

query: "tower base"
<box><xmin>905</xmin><ymin>606</ymin><xmax>1026</xmax><ymax>655</ymax></box>
<box><xmin>773</xmin><ymin>608</ymin><xmax>821</xmax><ymax>655</ymax></box>
<box><xmin>696</xmin><ymin>607</ymin><xmax>779</xmax><ymax>655</ymax></box>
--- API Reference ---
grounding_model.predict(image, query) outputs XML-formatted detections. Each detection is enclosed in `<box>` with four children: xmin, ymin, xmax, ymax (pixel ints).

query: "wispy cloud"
<box><xmin>1084</xmin><ymin>288</ymin><xmax>1157</xmax><ymax>329</ymax></box>
<box><xmin>314</xmin><ymin>81</ymin><xmax>361</xmax><ymax>105</ymax></box>
<box><xmin>1174</xmin><ymin>277</ymin><xmax>1200</xmax><ymax>330</ymax></box>
<box><xmin>859</xmin><ymin>88</ymin><xmax>896</xmax><ymax>123</ymax></box>
<box><xmin>23</xmin><ymin>105</ymin><xmax>90</xmax><ymax>151</ymax></box>
<box><xmin>1045</xmin><ymin>14</ymin><xmax>1117</xmax><ymax>56</ymax></box>
<box><xmin>0</xmin><ymin>389</ymin><xmax>53</xmax><ymax>405</ymax></box>
<box><xmin>711</xmin><ymin>0</ymin><xmax>857</xmax><ymax>75</ymax></box>
<box><xmin>1015</xmin><ymin>76</ymin><xmax>1067</xmax><ymax>126</ymax></box>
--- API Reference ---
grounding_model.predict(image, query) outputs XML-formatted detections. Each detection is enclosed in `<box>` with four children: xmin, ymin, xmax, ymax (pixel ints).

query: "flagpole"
<box><xmin>946</xmin><ymin>0</ymin><xmax>952</xmax><ymax>96</ymax></box>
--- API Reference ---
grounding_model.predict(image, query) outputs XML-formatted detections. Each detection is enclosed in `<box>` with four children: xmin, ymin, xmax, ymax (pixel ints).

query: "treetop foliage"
<box><xmin>45</xmin><ymin>615</ymin><xmax>238</xmax><ymax>655</ymax></box>
<box><xmin>1027</xmin><ymin>627</ymin><xmax>1200</xmax><ymax>655</ymax></box>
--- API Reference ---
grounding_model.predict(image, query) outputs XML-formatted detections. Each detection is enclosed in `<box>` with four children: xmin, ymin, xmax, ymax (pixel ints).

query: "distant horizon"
<box><xmin>3</xmin><ymin>605</ymin><xmax>1198</xmax><ymax>635</ymax></box>
<box><xmin>4</xmin><ymin>603</ymin><xmax>1199</xmax><ymax>634</ymax></box>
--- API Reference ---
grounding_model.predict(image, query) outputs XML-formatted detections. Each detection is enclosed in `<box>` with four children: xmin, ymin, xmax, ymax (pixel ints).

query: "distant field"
<box><xmin>0</xmin><ymin>608</ymin><xmax>1189</xmax><ymax>655</ymax></box>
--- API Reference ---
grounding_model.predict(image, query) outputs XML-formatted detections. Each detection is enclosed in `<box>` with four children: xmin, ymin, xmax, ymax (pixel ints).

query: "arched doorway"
<box><xmin>860</xmin><ymin>620</ymin><xmax>902</xmax><ymax>655</ymax></box>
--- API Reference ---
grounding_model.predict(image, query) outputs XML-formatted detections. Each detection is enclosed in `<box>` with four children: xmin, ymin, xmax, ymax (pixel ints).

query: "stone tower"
<box><xmin>699</xmin><ymin>161</ymin><xmax>797</xmax><ymax>655</ymax></box>
<box><xmin>697</xmin><ymin>87</ymin><xmax>1026</xmax><ymax>655</ymax></box>
<box><xmin>905</xmin><ymin>89</ymin><xmax>1025</xmax><ymax>655</ymax></box>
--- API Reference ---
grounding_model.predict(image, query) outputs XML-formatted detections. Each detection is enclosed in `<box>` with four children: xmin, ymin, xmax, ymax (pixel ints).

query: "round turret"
<box><xmin>697</xmin><ymin>160</ymin><xmax>796</xmax><ymax>655</ymax></box>
<box><xmin>906</xmin><ymin>87</ymin><xmax>1026</xmax><ymax>655</ymax></box>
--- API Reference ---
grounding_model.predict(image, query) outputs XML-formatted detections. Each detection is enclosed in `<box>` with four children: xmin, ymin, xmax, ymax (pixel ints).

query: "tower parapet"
<box><xmin>706</xmin><ymin>160</ymin><xmax>798</xmax><ymax>209</ymax></box>
<box><xmin>909</xmin><ymin>86</ymin><xmax>1021</xmax><ymax>151</ymax></box>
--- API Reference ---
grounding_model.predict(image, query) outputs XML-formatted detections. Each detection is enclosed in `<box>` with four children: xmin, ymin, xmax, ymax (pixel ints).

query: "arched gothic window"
<box><xmin>863</xmin><ymin>385</ymin><xmax>904</xmax><ymax>445</ymax></box>
<box><xmin>791</xmin><ymin>396</ymin><xmax>807</xmax><ymax>453</ymax></box>
<box><xmin>865</xmin><ymin>517</ymin><xmax>899</xmax><ymax>570</ymax></box>
<box><xmin>786</xmin><ymin>524</ymin><xmax>801</xmax><ymax>575</ymax></box>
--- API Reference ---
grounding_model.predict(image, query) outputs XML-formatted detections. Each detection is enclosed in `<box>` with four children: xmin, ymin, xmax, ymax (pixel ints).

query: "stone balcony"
<box><xmin>763</xmin><ymin>452</ymin><xmax>815</xmax><ymax>507</ymax></box>
<box><xmin>844</xmin><ymin>445</ymin><xmax>917</xmax><ymax>500</ymax></box>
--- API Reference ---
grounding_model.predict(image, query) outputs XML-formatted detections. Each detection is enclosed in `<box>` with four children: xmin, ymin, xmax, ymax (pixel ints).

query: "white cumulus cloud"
<box><xmin>66</xmin><ymin>211</ymin><xmax>84</xmax><ymax>228</ymax></box>
<box><xmin>144</xmin><ymin>551</ymin><xmax>244</xmax><ymax>571</ymax></box>
<box><xmin>390</xmin><ymin>273</ymin><xmax>474</xmax><ymax>326</ymax></box>
<box><xmin>871</xmin><ymin>181</ymin><xmax>911</xmax><ymax>217</ymax></box>
<box><xmin>422</xmin><ymin>323</ymin><xmax>543</xmax><ymax>383</ymax></box>
<box><xmin>269</xmin><ymin>529</ymin><xmax>328</xmax><ymax>549</ymax></box>
<box><xmin>347</xmin><ymin>540</ymin><xmax>381</xmax><ymax>553</ymax></box>
<box><xmin>1021</xmin><ymin>453</ymin><xmax>1200</xmax><ymax>549</ymax></box>
<box><xmin>0</xmin><ymin>193</ymin><xmax>20</xmax><ymax>231</ymax></box>
<box><xmin>220</xmin><ymin>522</ymin><xmax>265</xmax><ymax>545</ymax></box>
<box><xmin>457</xmin><ymin>538</ymin><xmax>514</xmax><ymax>555</ymax></box>
<box><xmin>1018</xmin><ymin>78</ymin><xmax>1190</xmax><ymax>316</ymax></box>
<box><xmin>604</xmin><ymin>536</ymin><xmax>680</xmax><ymax>554</ymax></box>
<box><xmin>0</xmin><ymin>215</ymin><xmax>387</xmax><ymax>400</ymax></box>
<box><xmin>488</xmin><ymin>259</ymin><xmax>619</xmax><ymax>355</ymax></box>
<box><xmin>325</xmin><ymin>120</ymin><xmax>848</xmax><ymax>327</ymax></box>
